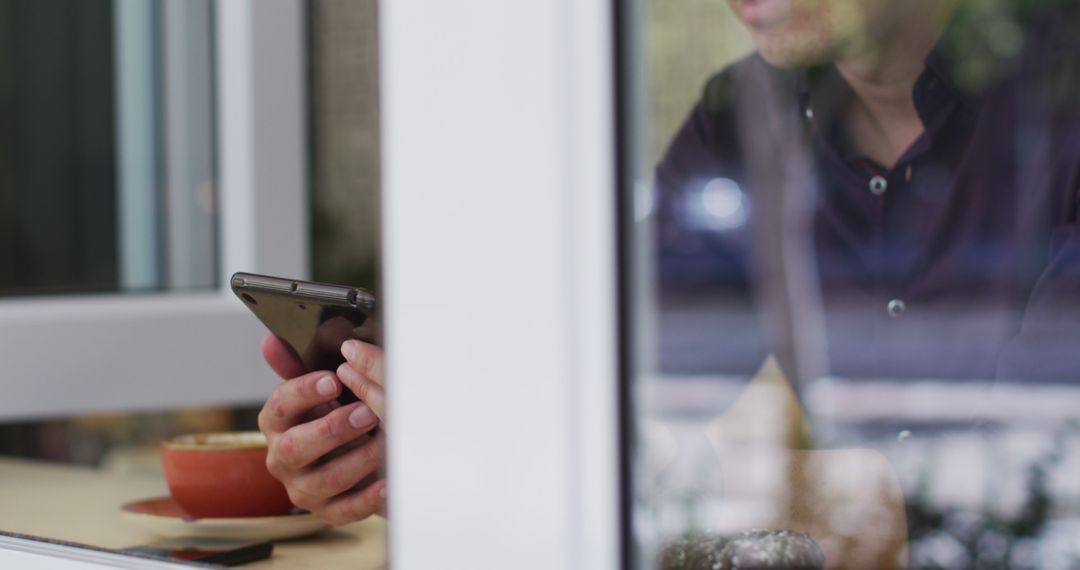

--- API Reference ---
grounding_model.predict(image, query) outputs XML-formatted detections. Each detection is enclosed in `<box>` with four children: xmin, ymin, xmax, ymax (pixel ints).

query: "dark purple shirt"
<box><xmin>655</xmin><ymin>13</ymin><xmax>1080</xmax><ymax>383</ymax></box>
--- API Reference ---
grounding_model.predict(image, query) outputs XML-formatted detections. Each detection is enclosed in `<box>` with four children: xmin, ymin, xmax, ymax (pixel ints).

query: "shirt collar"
<box><xmin>794</xmin><ymin>42</ymin><xmax>975</xmax><ymax>168</ymax></box>
<box><xmin>796</xmin><ymin>44</ymin><xmax>968</xmax><ymax>121</ymax></box>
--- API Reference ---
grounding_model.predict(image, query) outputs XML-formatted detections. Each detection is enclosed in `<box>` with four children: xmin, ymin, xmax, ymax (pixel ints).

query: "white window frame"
<box><xmin>380</xmin><ymin>0</ymin><xmax>620</xmax><ymax>568</ymax></box>
<box><xmin>0</xmin><ymin>0</ymin><xmax>308</xmax><ymax>420</ymax></box>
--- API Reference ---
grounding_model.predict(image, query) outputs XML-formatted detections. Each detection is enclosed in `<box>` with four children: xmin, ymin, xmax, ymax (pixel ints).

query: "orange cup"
<box><xmin>161</xmin><ymin>432</ymin><xmax>294</xmax><ymax>519</ymax></box>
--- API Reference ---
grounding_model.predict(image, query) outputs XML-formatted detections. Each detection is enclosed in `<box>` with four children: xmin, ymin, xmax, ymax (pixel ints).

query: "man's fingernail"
<box><xmin>342</xmin><ymin>340</ymin><xmax>357</xmax><ymax>361</ymax></box>
<box><xmin>378</xmin><ymin>485</ymin><xmax>387</xmax><ymax>499</ymax></box>
<box><xmin>316</xmin><ymin>376</ymin><xmax>337</xmax><ymax>396</ymax></box>
<box><xmin>349</xmin><ymin>404</ymin><xmax>376</xmax><ymax>428</ymax></box>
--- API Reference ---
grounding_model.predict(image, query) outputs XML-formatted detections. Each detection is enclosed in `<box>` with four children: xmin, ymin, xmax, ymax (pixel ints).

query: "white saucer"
<box><xmin>121</xmin><ymin>496</ymin><xmax>328</xmax><ymax>541</ymax></box>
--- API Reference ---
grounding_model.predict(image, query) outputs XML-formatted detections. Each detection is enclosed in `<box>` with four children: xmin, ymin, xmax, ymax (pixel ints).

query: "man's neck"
<box><xmin>833</xmin><ymin>1</ymin><xmax>957</xmax><ymax>169</ymax></box>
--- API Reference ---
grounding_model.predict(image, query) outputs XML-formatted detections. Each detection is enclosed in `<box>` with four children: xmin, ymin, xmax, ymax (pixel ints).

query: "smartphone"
<box><xmin>231</xmin><ymin>272</ymin><xmax>377</xmax><ymax>404</ymax></box>
<box><xmin>122</xmin><ymin>538</ymin><xmax>272</xmax><ymax>566</ymax></box>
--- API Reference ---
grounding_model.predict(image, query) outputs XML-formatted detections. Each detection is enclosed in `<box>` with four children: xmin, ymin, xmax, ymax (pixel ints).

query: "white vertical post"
<box><xmin>381</xmin><ymin>0</ymin><xmax>619</xmax><ymax>568</ymax></box>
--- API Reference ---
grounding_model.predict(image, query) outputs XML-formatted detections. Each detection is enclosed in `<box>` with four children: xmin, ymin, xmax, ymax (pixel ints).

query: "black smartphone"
<box><xmin>122</xmin><ymin>538</ymin><xmax>272</xmax><ymax>566</ymax></box>
<box><xmin>231</xmin><ymin>272</ymin><xmax>377</xmax><ymax>404</ymax></box>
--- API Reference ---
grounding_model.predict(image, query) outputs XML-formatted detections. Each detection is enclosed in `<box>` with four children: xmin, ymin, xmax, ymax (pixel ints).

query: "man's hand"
<box><xmin>258</xmin><ymin>334</ymin><xmax>387</xmax><ymax>525</ymax></box>
<box><xmin>337</xmin><ymin>339</ymin><xmax>386</xmax><ymax>423</ymax></box>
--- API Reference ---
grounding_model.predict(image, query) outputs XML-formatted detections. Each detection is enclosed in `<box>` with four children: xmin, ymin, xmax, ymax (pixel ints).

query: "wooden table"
<box><xmin>0</xmin><ymin>457</ymin><xmax>387</xmax><ymax>568</ymax></box>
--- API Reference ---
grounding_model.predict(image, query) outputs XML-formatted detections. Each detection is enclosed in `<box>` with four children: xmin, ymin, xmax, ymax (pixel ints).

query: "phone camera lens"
<box><xmin>242</xmin><ymin>293</ymin><xmax>258</xmax><ymax>305</ymax></box>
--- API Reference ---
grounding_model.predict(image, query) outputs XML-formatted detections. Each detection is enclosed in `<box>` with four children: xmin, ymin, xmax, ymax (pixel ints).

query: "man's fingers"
<box><xmin>292</xmin><ymin>431</ymin><xmax>385</xmax><ymax>500</ymax></box>
<box><xmin>341</xmin><ymin>340</ymin><xmax>384</xmax><ymax>386</ymax></box>
<box><xmin>262</xmin><ymin>333</ymin><xmax>307</xmax><ymax>379</ymax></box>
<box><xmin>350</xmin><ymin>320</ymin><xmax>379</xmax><ymax>345</ymax></box>
<box><xmin>337</xmin><ymin>362</ymin><xmax>386</xmax><ymax>422</ymax></box>
<box><xmin>270</xmin><ymin>402</ymin><xmax>379</xmax><ymax>473</ymax></box>
<box><xmin>302</xmin><ymin>400</ymin><xmax>340</xmax><ymax>423</ymax></box>
<box><xmin>258</xmin><ymin>370</ymin><xmax>342</xmax><ymax>435</ymax></box>
<box><xmin>354</xmin><ymin>474</ymin><xmax>388</xmax><ymax>517</ymax></box>
<box><xmin>315</xmin><ymin>433</ymin><xmax>371</xmax><ymax>463</ymax></box>
<box><xmin>317</xmin><ymin>478</ymin><xmax>387</xmax><ymax>526</ymax></box>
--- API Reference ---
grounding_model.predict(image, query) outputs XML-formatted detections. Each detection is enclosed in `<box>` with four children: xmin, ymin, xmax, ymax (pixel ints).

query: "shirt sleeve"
<box><xmin>653</xmin><ymin>71</ymin><xmax>753</xmax><ymax>290</ymax></box>
<box><xmin>655</xmin><ymin>70</ymin><xmax>743</xmax><ymax>232</ymax></box>
<box><xmin>654</xmin><ymin>101</ymin><xmax>724</xmax><ymax>244</ymax></box>
<box><xmin>652</xmin><ymin>72</ymin><xmax>773</xmax><ymax>377</ymax></box>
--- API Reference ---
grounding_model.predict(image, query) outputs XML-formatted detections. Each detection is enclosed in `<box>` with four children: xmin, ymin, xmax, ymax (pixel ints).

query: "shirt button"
<box><xmin>869</xmin><ymin>176</ymin><xmax>888</xmax><ymax>196</ymax></box>
<box><xmin>886</xmin><ymin>299</ymin><xmax>906</xmax><ymax>318</ymax></box>
<box><xmin>804</xmin><ymin>106</ymin><xmax>814</xmax><ymax>120</ymax></box>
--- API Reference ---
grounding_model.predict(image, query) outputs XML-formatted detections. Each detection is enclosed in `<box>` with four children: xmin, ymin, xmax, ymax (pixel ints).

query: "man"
<box><xmin>657</xmin><ymin>0</ymin><xmax>1080</xmax><ymax>383</ymax></box>
<box><xmin>654</xmin><ymin>2</ymin><xmax>1080</xmax><ymax>565</ymax></box>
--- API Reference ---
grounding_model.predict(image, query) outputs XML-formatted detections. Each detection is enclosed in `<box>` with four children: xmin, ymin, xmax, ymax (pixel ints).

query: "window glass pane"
<box><xmin>0</xmin><ymin>0</ymin><xmax>217</xmax><ymax>297</ymax></box>
<box><xmin>626</xmin><ymin>1</ymin><xmax>1080</xmax><ymax>568</ymax></box>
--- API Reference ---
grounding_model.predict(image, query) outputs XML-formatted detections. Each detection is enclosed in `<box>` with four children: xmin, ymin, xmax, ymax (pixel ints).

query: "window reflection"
<box><xmin>634</xmin><ymin>0</ymin><xmax>1080</xmax><ymax>568</ymax></box>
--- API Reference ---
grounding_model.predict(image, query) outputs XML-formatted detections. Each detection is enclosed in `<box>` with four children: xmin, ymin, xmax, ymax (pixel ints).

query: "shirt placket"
<box><xmin>802</xmin><ymin>64</ymin><xmax>960</xmax><ymax>372</ymax></box>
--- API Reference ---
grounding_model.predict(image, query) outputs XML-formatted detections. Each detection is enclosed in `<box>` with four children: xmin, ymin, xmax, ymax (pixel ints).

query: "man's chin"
<box><xmin>756</xmin><ymin>42</ymin><xmax>832</xmax><ymax>69</ymax></box>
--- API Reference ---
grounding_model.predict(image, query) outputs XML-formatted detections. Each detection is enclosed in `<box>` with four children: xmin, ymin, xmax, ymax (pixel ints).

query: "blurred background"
<box><xmin>0</xmin><ymin>0</ymin><xmax>379</xmax><ymax>469</ymax></box>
